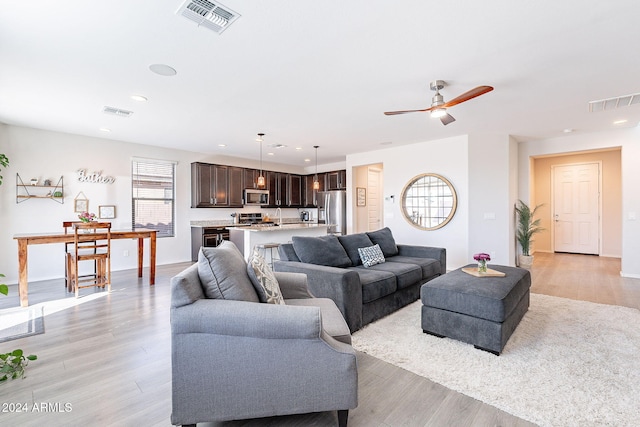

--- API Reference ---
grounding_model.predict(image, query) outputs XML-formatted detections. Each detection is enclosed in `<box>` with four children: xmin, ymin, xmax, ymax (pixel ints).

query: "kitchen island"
<box><xmin>229</xmin><ymin>223</ymin><xmax>329</xmax><ymax>261</ymax></box>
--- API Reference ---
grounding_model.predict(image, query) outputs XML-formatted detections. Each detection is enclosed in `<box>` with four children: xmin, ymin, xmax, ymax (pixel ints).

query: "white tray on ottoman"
<box><xmin>420</xmin><ymin>264</ymin><xmax>531</xmax><ymax>355</ymax></box>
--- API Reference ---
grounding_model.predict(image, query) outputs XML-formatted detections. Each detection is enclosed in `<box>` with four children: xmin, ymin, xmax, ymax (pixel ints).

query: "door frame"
<box><xmin>550</xmin><ymin>161</ymin><xmax>602</xmax><ymax>255</ymax></box>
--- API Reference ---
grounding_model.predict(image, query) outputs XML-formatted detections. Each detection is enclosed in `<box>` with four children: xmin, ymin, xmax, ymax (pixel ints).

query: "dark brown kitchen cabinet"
<box><xmin>213</xmin><ymin>165</ymin><xmax>229</xmax><ymax>206</ymax></box>
<box><xmin>191</xmin><ymin>162</ymin><xmax>214</xmax><ymax>207</ymax></box>
<box><xmin>265</xmin><ymin>172</ymin><xmax>302</xmax><ymax>207</ymax></box>
<box><xmin>288</xmin><ymin>174</ymin><xmax>302</xmax><ymax>207</ymax></box>
<box><xmin>228</xmin><ymin>166</ymin><xmax>244</xmax><ymax>207</ymax></box>
<box><xmin>327</xmin><ymin>170</ymin><xmax>346</xmax><ymax>190</ymax></box>
<box><xmin>266</xmin><ymin>171</ymin><xmax>287</xmax><ymax>206</ymax></box>
<box><xmin>191</xmin><ymin>162</ymin><xmax>243</xmax><ymax>208</ymax></box>
<box><xmin>303</xmin><ymin>173</ymin><xmax>325</xmax><ymax>207</ymax></box>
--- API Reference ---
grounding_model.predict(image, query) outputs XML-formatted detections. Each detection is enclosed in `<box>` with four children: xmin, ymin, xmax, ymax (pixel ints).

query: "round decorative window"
<box><xmin>401</xmin><ymin>173</ymin><xmax>458</xmax><ymax>230</ymax></box>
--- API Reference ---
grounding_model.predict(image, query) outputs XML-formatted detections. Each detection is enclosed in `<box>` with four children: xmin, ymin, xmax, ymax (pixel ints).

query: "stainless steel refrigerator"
<box><xmin>318</xmin><ymin>190</ymin><xmax>346</xmax><ymax>235</ymax></box>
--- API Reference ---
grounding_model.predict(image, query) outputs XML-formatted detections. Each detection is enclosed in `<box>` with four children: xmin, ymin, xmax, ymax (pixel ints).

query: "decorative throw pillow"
<box><xmin>197</xmin><ymin>242</ymin><xmax>260</xmax><ymax>302</ymax></box>
<box><xmin>358</xmin><ymin>244</ymin><xmax>386</xmax><ymax>268</ymax></box>
<box><xmin>247</xmin><ymin>248</ymin><xmax>285</xmax><ymax>305</ymax></box>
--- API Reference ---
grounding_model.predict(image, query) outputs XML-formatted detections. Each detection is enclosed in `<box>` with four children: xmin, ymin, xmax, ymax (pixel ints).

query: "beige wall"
<box><xmin>533</xmin><ymin>149</ymin><xmax>621</xmax><ymax>257</ymax></box>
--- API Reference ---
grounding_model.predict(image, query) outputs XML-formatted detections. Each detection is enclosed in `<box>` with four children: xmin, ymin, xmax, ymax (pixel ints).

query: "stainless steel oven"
<box><xmin>191</xmin><ymin>226</ymin><xmax>229</xmax><ymax>261</ymax></box>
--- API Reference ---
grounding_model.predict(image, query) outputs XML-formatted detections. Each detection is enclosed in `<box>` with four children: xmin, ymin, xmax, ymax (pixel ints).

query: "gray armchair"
<box><xmin>170</xmin><ymin>243</ymin><xmax>358</xmax><ymax>427</ymax></box>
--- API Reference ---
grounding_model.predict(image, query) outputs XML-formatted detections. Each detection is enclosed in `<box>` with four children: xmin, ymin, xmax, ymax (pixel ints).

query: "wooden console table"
<box><xmin>13</xmin><ymin>229</ymin><xmax>157</xmax><ymax>307</ymax></box>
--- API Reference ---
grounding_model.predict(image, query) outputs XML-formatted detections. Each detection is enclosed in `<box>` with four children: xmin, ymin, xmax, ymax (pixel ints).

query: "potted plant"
<box><xmin>515</xmin><ymin>199</ymin><xmax>544</xmax><ymax>269</ymax></box>
<box><xmin>0</xmin><ymin>154</ymin><xmax>38</xmax><ymax>382</ymax></box>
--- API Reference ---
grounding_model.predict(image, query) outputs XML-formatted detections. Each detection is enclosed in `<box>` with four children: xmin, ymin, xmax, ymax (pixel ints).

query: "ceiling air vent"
<box><xmin>103</xmin><ymin>106</ymin><xmax>133</xmax><ymax>117</ymax></box>
<box><xmin>176</xmin><ymin>0</ymin><xmax>240</xmax><ymax>34</ymax></box>
<box><xmin>589</xmin><ymin>92</ymin><xmax>640</xmax><ymax>112</ymax></box>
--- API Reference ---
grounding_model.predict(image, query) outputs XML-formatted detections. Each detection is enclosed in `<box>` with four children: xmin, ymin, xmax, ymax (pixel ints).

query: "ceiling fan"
<box><xmin>384</xmin><ymin>80</ymin><xmax>494</xmax><ymax>125</ymax></box>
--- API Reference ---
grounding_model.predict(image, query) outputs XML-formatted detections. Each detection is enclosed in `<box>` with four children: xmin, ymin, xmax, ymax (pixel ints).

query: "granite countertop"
<box><xmin>230</xmin><ymin>223</ymin><xmax>328</xmax><ymax>232</ymax></box>
<box><xmin>190</xmin><ymin>220</ymin><xmax>319</xmax><ymax>228</ymax></box>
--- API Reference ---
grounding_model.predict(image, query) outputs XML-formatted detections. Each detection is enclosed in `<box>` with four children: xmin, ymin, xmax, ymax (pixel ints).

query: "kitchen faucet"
<box><xmin>275</xmin><ymin>207</ymin><xmax>282</xmax><ymax>226</ymax></box>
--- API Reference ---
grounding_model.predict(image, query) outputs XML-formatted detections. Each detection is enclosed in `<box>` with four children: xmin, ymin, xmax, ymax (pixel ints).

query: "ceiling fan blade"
<box><xmin>384</xmin><ymin>107</ymin><xmax>432</xmax><ymax>115</ymax></box>
<box><xmin>443</xmin><ymin>85</ymin><xmax>494</xmax><ymax>108</ymax></box>
<box><xmin>440</xmin><ymin>113</ymin><xmax>456</xmax><ymax>125</ymax></box>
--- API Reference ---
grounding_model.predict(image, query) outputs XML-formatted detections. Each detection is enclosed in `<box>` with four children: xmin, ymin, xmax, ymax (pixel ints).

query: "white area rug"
<box><xmin>352</xmin><ymin>294</ymin><xmax>640</xmax><ymax>427</ymax></box>
<box><xmin>0</xmin><ymin>306</ymin><xmax>44</xmax><ymax>343</ymax></box>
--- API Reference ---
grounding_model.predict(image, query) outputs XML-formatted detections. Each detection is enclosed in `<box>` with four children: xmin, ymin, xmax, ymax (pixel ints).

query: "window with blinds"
<box><xmin>132</xmin><ymin>159</ymin><xmax>176</xmax><ymax>238</ymax></box>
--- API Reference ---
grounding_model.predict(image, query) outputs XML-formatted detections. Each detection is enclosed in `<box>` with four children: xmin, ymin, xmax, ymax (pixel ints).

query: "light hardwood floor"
<box><xmin>1</xmin><ymin>253</ymin><xmax>638</xmax><ymax>426</ymax></box>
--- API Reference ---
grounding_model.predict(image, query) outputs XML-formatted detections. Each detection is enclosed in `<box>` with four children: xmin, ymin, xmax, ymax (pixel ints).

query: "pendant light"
<box><xmin>257</xmin><ymin>133</ymin><xmax>265</xmax><ymax>187</ymax></box>
<box><xmin>313</xmin><ymin>145</ymin><xmax>320</xmax><ymax>190</ymax></box>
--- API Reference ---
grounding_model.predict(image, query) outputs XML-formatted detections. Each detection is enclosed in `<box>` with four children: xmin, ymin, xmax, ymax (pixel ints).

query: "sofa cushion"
<box><xmin>197</xmin><ymin>242</ymin><xmax>259</xmax><ymax>302</ymax></box>
<box><xmin>362</xmin><ymin>261</ymin><xmax>422</xmax><ymax>290</ymax></box>
<box><xmin>367</xmin><ymin>227</ymin><xmax>399</xmax><ymax>257</ymax></box>
<box><xmin>338</xmin><ymin>233</ymin><xmax>374</xmax><ymax>266</ymax></box>
<box><xmin>358</xmin><ymin>244</ymin><xmax>386</xmax><ymax>268</ymax></box>
<box><xmin>277</xmin><ymin>243</ymin><xmax>300</xmax><ymax>262</ymax></box>
<box><xmin>389</xmin><ymin>255</ymin><xmax>442</xmax><ymax>280</ymax></box>
<box><xmin>346</xmin><ymin>267</ymin><xmax>396</xmax><ymax>303</ymax></box>
<box><xmin>247</xmin><ymin>248</ymin><xmax>285</xmax><ymax>305</ymax></box>
<box><xmin>292</xmin><ymin>235</ymin><xmax>352</xmax><ymax>268</ymax></box>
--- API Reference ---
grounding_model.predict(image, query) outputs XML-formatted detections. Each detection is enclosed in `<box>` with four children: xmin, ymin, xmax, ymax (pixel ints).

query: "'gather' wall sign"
<box><xmin>77</xmin><ymin>169</ymin><xmax>116</xmax><ymax>184</ymax></box>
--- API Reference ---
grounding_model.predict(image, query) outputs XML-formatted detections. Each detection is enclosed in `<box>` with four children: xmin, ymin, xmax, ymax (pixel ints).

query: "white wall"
<box><xmin>518</xmin><ymin>126</ymin><xmax>640</xmax><ymax>278</ymax></box>
<box><xmin>346</xmin><ymin>136</ymin><xmax>471</xmax><ymax>270</ymax></box>
<box><xmin>468</xmin><ymin>134</ymin><xmax>518</xmax><ymax>267</ymax></box>
<box><xmin>0</xmin><ymin>124</ymin><xmax>306</xmax><ymax>283</ymax></box>
<box><xmin>346</xmin><ymin>133</ymin><xmax>517</xmax><ymax>271</ymax></box>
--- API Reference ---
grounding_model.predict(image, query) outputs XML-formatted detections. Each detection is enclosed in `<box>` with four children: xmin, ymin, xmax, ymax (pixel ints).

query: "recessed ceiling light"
<box><xmin>130</xmin><ymin>94</ymin><xmax>148</xmax><ymax>102</ymax></box>
<box><xmin>613</xmin><ymin>119</ymin><xmax>628</xmax><ymax>125</ymax></box>
<box><xmin>295</xmin><ymin>147</ymin><xmax>302</xmax><ymax>150</ymax></box>
<box><xmin>563</xmin><ymin>128</ymin><xmax>574</xmax><ymax>133</ymax></box>
<box><xmin>267</xmin><ymin>152</ymin><xmax>274</xmax><ymax>156</ymax></box>
<box><xmin>268</xmin><ymin>143</ymin><xmax>287</xmax><ymax>149</ymax></box>
<box><xmin>149</xmin><ymin>64</ymin><xmax>177</xmax><ymax>76</ymax></box>
<box><xmin>304</xmin><ymin>158</ymin><xmax>311</xmax><ymax>162</ymax></box>
<box><xmin>218</xmin><ymin>144</ymin><xmax>226</xmax><ymax>147</ymax></box>
<box><xmin>99</xmin><ymin>128</ymin><xmax>111</xmax><ymax>133</ymax></box>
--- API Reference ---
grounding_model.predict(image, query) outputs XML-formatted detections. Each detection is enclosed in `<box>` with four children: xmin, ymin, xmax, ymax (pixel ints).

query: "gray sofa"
<box><xmin>170</xmin><ymin>241</ymin><xmax>357</xmax><ymax>427</ymax></box>
<box><xmin>275</xmin><ymin>227</ymin><xmax>446</xmax><ymax>332</ymax></box>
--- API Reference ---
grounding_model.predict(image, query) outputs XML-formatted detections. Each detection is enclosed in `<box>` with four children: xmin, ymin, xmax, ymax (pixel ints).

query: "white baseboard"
<box><xmin>620</xmin><ymin>272</ymin><xmax>640</xmax><ymax>279</ymax></box>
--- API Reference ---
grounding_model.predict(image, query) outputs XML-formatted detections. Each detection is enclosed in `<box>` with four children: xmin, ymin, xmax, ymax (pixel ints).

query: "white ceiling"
<box><xmin>1</xmin><ymin>1</ymin><xmax>639</xmax><ymax>167</ymax></box>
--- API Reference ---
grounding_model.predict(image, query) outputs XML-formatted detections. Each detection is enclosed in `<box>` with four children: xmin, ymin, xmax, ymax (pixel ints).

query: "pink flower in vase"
<box><xmin>78</xmin><ymin>212</ymin><xmax>96</xmax><ymax>223</ymax></box>
<box><xmin>473</xmin><ymin>253</ymin><xmax>491</xmax><ymax>273</ymax></box>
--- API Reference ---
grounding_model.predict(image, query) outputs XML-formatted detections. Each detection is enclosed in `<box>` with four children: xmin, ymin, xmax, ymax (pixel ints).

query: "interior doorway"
<box><xmin>532</xmin><ymin>149</ymin><xmax>621</xmax><ymax>259</ymax></box>
<box><xmin>552</xmin><ymin>162</ymin><xmax>600</xmax><ymax>255</ymax></box>
<box><xmin>353</xmin><ymin>163</ymin><xmax>383</xmax><ymax>233</ymax></box>
<box><xmin>367</xmin><ymin>167</ymin><xmax>382</xmax><ymax>231</ymax></box>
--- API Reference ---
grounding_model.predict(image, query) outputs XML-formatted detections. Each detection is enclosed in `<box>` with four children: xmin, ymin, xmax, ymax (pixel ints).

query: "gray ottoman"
<box><xmin>421</xmin><ymin>264</ymin><xmax>531</xmax><ymax>355</ymax></box>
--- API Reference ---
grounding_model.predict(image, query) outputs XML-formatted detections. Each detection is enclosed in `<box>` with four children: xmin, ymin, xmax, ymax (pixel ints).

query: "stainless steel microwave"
<box><xmin>244</xmin><ymin>189</ymin><xmax>269</xmax><ymax>205</ymax></box>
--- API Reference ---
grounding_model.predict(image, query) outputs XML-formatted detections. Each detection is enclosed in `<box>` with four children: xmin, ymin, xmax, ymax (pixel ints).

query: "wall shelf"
<box><xmin>16</xmin><ymin>173</ymin><xmax>64</xmax><ymax>204</ymax></box>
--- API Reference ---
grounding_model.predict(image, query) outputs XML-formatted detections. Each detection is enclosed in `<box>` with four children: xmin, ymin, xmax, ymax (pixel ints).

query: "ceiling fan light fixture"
<box><xmin>431</xmin><ymin>108</ymin><xmax>447</xmax><ymax>119</ymax></box>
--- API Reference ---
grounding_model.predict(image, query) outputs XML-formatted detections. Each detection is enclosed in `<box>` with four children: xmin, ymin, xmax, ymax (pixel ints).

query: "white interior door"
<box><xmin>367</xmin><ymin>168</ymin><xmax>382</xmax><ymax>231</ymax></box>
<box><xmin>553</xmin><ymin>163</ymin><xmax>600</xmax><ymax>254</ymax></box>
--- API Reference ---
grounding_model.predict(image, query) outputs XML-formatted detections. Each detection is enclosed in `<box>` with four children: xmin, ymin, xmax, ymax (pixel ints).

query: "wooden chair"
<box><xmin>63</xmin><ymin>221</ymin><xmax>84</xmax><ymax>291</ymax></box>
<box><xmin>67</xmin><ymin>222</ymin><xmax>111</xmax><ymax>298</ymax></box>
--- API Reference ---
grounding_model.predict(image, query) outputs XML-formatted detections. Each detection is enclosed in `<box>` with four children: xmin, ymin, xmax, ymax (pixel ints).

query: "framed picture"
<box><xmin>73</xmin><ymin>191</ymin><xmax>89</xmax><ymax>213</ymax></box>
<box><xmin>357</xmin><ymin>187</ymin><xmax>366</xmax><ymax>207</ymax></box>
<box><xmin>74</xmin><ymin>198</ymin><xmax>88</xmax><ymax>213</ymax></box>
<box><xmin>99</xmin><ymin>205</ymin><xmax>116</xmax><ymax>219</ymax></box>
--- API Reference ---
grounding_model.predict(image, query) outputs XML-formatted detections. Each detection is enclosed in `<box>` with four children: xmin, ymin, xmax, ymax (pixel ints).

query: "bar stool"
<box><xmin>255</xmin><ymin>243</ymin><xmax>280</xmax><ymax>268</ymax></box>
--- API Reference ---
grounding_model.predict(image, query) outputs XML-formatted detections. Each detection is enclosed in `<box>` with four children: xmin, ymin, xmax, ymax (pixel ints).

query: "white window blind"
<box><xmin>132</xmin><ymin>159</ymin><xmax>176</xmax><ymax>238</ymax></box>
